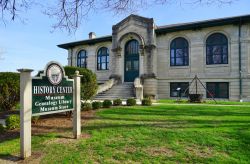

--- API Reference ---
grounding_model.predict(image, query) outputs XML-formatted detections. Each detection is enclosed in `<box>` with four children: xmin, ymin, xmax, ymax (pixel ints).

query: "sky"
<box><xmin>0</xmin><ymin>0</ymin><xmax>249</xmax><ymax>74</ymax></box>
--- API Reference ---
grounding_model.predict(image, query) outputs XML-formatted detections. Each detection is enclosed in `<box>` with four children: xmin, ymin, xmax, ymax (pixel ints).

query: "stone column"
<box><xmin>145</xmin><ymin>44</ymin><xmax>157</xmax><ymax>75</ymax></box>
<box><xmin>73</xmin><ymin>71</ymin><xmax>82</xmax><ymax>139</ymax></box>
<box><xmin>151</xmin><ymin>46</ymin><xmax>157</xmax><ymax>76</ymax></box>
<box><xmin>139</xmin><ymin>48</ymin><xmax>144</xmax><ymax>76</ymax></box>
<box><xmin>18</xmin><ymin>69</ymin><xmax>33</xmax><ymax>159</ymax></box>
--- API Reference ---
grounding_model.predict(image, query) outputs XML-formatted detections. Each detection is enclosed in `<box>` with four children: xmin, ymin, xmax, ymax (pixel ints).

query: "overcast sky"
<box><xmin>0</xmin><ymin>0</ymin><xmax>249</xmax><ymax>73</ymax></box>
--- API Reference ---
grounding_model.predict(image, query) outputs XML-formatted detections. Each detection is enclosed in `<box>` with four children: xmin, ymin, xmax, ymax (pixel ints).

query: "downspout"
<box><xmin>238</xmin><ymin>18</ymin><xmax>242</xmax><ymax>101</ymax></box>
<box><xmin>70</xmin><ymin>48</ymin><xmax>73</xmax><ymax>66</ymax></box>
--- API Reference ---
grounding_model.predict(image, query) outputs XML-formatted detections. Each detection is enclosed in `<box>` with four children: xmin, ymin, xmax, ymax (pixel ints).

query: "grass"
<box><xmin>158</xmin><ymin>99</ymin><xmax>250</xmax><ymax>105</ymax></box>
<box><xmin>0</xmin><ymin>133</ymin><xmax>58</xmax><ymax>157</ymax></box>
<box><xmin>1</xmin><ymin>102</ymin><xmax>250</xmax><ymax>163</ymax></box>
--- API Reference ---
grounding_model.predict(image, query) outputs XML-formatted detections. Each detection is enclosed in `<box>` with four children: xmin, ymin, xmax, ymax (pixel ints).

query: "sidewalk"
<box><xmin>0</xmin><ymin>119</ymin><xmax>6</xmax><ymax>126</ymax></box>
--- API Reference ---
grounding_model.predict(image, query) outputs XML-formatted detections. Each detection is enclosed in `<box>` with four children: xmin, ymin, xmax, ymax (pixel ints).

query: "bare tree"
<box><xmin>0</xmin><ymin>0</ymin><xmax>30</xmax><ymax>23</ymax></box>
<box><xmin>0</xmin><ymin>0</ymin><xmax>236</xmax><ymax>33</ymax></box>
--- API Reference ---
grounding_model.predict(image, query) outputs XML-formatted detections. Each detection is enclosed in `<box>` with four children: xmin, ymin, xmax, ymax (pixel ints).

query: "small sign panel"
<box><xmin>32</xmin><ymin>62</ymin><xmax>74</xmax><ymax>116</ymax></box>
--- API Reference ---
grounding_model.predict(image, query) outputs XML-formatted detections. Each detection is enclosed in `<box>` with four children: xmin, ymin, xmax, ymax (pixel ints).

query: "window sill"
<box><xmin>96</xmin><ymin>70</ymin><xmax>110</xmax><ymax>73</ymax></box>
<box><xmin>206</xmin><ymin>97</ymin><xmax>229</xmax><ymax>98</ymax></box>
<box><xmin>169</xmin><ymin>66</ymin><xmax>190</xmax><ymax>69</ymax></box>
<box><xmin>206</xmin><ymin>64</ymin><xmax>229</xmax><ymax>68</ymax></box>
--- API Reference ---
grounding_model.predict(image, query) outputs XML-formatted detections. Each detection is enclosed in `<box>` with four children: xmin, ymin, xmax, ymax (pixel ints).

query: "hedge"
<box><xmin>113</xmin><ymin>99</ymin><xmax>122</xmax><ymax>106</ymax></box>
<box><xmin>64</xmin><ymin>66</ymin><xmax>98</xmax><ymax>101</ymax></box>
<box><xmin>126</xmin><ymin>98</ymin><xmax>136</xmax><ymax>106</ymax></box>
<box><xmin>0</xmin><ymin>72</ymin><xmax>20</xmax><ymax>111</ymax></box>
<box><xmin>92</xmin><ymin>101</ymin><xmax>102</xmax><ymax>110</ymax></box>
<box><xmin>142</xmin><ymin>98</ymin><xmax>152</xmax><ymax>106</ymax></box>
<box><xmin>6</xmin><ymin>114</ymin><xmax>20</xmax><ymax>130</ymax></box>
<box><xmin>103</xmin><ymin>100</ymin><xmax>112</xmax><ymax>108</ymax></box>
<box><xmin>81</xmin><ymin>102</ymin><xmax>92</xmax><ymax>111</ymax></box>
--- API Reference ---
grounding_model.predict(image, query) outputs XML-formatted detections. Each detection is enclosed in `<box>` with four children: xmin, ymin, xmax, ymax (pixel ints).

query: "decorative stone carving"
<box><xmin>139</xmin><ymin>45</ymin><xmax>145</xmax><ymax>56</ymax></box>
<box><xmin>144</xmin><ymin>44</ymin><xmax>156</xmax><ymax>54</ymax></box>
<box><xmin>112</xmin><ymin>47</ymin><xmax>122</xmax><ymax>57</ymax></box>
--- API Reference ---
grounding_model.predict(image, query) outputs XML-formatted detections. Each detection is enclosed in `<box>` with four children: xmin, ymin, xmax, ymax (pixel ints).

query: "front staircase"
<box><xmin>94</xmin><ymin>82</ymin><xmax>135</xmax><ymax>100</ymax></box>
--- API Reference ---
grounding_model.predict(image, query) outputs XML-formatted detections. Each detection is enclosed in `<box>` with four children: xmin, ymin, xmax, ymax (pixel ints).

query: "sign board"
<box><xmin>18</xmin><ymin>61</ymin><xmax>81</xmax><ymax>159</ymax></box>
<box><xmin>32</xmin><ymin>62</ymin><xmax>74</xmax><ymax>116</ymax></box>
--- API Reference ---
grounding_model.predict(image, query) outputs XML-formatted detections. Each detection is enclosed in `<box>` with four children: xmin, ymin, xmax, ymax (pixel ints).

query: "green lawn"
<box><xmin>158</xmin><ymin>99</ymin><xmax>250</xmax><ymax>105</ymax></box>
<box><xmin>1</xmin><ymin>103</ymin><xmax>250</xmax><ymax>163</ymax></box>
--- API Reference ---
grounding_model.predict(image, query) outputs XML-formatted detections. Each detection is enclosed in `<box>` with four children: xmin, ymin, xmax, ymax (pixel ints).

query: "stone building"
<box><xmin>58</xmin><ymin>14</ymin><xmax>250</xmax><ymax>101</ymax></box>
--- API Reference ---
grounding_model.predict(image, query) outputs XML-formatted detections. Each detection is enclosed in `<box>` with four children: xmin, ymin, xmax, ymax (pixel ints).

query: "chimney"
<box><xmin>89</xmin><ymin>32</ymin><xmax>96</xmax><ymax>39</ymax></box>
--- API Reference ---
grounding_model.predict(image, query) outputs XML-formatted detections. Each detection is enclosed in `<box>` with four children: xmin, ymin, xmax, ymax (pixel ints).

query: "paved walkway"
<box><xmin>0</xmin><ymin>118</ymin><xmax>5</xmax><ymax>126</ymax></box>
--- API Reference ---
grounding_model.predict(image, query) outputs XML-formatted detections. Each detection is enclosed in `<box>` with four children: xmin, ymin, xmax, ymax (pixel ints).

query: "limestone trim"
<box><xmin>96</xmin><ymin>78</ymin><xmax>118</xmax><ymax>94</ymax></box>
<box><xmin>168</xmin><ymin>35</ymin><xmax>191</xmax><ymax>50</ymax></box>
<box><xmin>117</xmin><ymin>32</ymin><xmax>145</xmax><ymax>55</ymax></box>
<box><xmin>203</xmin><ymin>30</ymin><xmax>231</xmax><ymax>43</ymax></box>
<box><xmin>134</xmin><ymin>77</ymin><xmax>143</xmax><ymax>100</ymax></box>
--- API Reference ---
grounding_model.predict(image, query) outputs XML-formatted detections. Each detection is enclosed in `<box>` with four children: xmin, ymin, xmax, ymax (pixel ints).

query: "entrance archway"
<box><xmin>124</xmin><ymin>39</ymin><xmax>139</xmax><ymax>82</ymax></box>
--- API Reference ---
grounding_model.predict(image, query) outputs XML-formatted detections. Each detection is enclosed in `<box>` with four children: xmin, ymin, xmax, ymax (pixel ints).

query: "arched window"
<box><xmin>170</xmin><ymin>37</ymin><xmax>189</xmax><ymax>66</ymax></box>
<box><xmin>97</xmin><ymin>47</ymin><xmax>109</xmax><ymax>70</ymax></box>
<box><xmin>77</xmin><ymin>50</ymin><xmax>87</xmax><ymax>68</ymax></box>
<box><xmin>206</xmin><ymin>33</ymin><xmax>228</xmax><ymax>65</ymax></box>
<box><xmin>125</xmin><ymin>39</ymin><xmax>139</xmax><ymax>55</ymax></box>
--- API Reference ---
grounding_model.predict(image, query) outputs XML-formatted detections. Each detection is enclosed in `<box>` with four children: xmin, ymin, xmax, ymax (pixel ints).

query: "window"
<box><xmin>97</xmin><ymin>47</ymin><xmax>109</xmax><ymax>70</ymax></box>
<box><xmin>77</xmin><ymin>50</ymin><xmax>87</xmax><ymax>68</ymax></box>
<box><xmin>170</xmin><ymin>37</ymin><xmax>189</xmax><ymax>66</ymax></box>
<box><xmin>206</xmin><ymin>33</ymin><xmax>228</xmax><ymax>65</ymax></box>
<box><xmin>206</xmin><ymin>82</ymin><xmax>229</xmax><ymax>98</ymax></box>
<box><xmin>125</xmin><ymin>39</ymin><xmax>139</xmax><ymax>72</ymax></box>
<box><xmin>125</xmin><ymin>39</ymin><xmax>139</xmax><ymax>55</ymax></box>
<box><xmin>170</xmin><ymin>82</ymin><xmax>189</xmax><ymax>97</ymax></box>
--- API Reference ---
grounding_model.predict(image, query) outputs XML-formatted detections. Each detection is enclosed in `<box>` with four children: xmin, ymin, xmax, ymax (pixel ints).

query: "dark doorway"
<box><xmin>124</xmin><ymin>39</ymin><xmax>139</xmax><ymax>82</ymax></box>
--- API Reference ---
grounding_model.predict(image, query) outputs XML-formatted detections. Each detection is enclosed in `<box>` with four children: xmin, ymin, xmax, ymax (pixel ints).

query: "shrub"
<box><xmin>64</xmin><ymin>66</ymin><xmax>98</xmax><ymax>101</ymax></box>
<box><xmin>113</xmin><ymin>99</ymin><xmax>122</xmax><ymax>106</ymax></box>
<box><xmin>103</xmin><ymin>100</ymin><xmax>112</xmax><ymax>108</ymax></box>
<box><xmin>0</xmin><ymin>124</ymin><xmax>5</xmax><ymax>133</ymax></box>
<box><xmin>32</xmin><ymin>116</ymin><xmax>40</xmax><ymax>124</ymax></box>
<box><xmin>81</xmin><ymin>102</ymin><xmax>92</xmax><ymax>111</ymax></box>
<box><xmin>144</xmin><ymin>95</ymin><xmax>156</xmax><ymax>100</ymax></box>
<box><xmin>92</xmin><ymin>101</ymin><xmax>102</xmax><ymax>110</ymax></box>
<box><xmin>126</xmin><ymin>98</ymin><xmax>136</xmax><ymax>106</ymax></box>
<box><xmin>142</xmin><ymin>98</ymin><xmax>152</xmax><ymax>106</ymax></box>
<box><xmin>0</xmin><ymin>72</ymin><xmax>20</xmax><ymax>111</ymax></box>
<box><xmin>6</xmin><ymin>114</ymin><xmax>20</xmax><ymax>130</ymax></box>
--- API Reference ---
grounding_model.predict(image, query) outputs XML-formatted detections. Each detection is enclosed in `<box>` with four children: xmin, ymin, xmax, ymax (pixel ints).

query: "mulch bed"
<box><xmin>0</xmin><ymin>110</ymin><xmax>97</xmax><ymax>141</ymax></box>
<box><xmin>0</xmin><ymin>110</ymin><xmax>97</xmax><ymax>163</ymax></box>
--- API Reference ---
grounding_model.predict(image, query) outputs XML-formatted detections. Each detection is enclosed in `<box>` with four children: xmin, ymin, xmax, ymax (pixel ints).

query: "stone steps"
<box><xmin>94</xmin><ymin>82</ymin><xmax>135</xmax><ymax>100</ymax></box>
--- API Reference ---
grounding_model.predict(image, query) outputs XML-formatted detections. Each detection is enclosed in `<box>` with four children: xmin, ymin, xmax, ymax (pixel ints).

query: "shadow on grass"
<box><xmin>0</xmin><ymin>133</ymin><xmax>71</xmax><ymax>163</ymax></box>
<box><xmin>0</xmin><ymin>153</ymin><xmax>21</xmax><ymax>162</ymax></box>
<box><xmin>0</xmin><ymin>130</ymin><xmax>19</xmax><ymax>143</ymax></box>
<box><xmin>99</xmin><ymin>107</ymin><xmax>250</xmax><ymax>117</ymax></box>
<box><xmin>83</xmin><ymin>120</ymin><xmax>250</xmax><ymax>131</ymax></box>
<box><xmin>95</xmin><ymin>115</ymin><xmax>250</xmax><ymax>123</ymax></box>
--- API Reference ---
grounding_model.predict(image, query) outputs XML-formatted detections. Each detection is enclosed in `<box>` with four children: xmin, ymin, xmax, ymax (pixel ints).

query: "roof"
<box><xmin>112</xmin><ymin>14</ymin><xmax>153</xmax><ymax>31</ymax></box>
<box><xmin>155</xmin><ymin>14</ymin><xmax>250</xmax><ymax>34</ymax></box>
<box><xmin>58</xmin><ymin>14</ymin><xmax>250</xmax><ymax>50</ymax></box>
<box><xmin>57</xmin><ymin>35</ymin><xmax>112</xmax><ymax>49</ymax></box>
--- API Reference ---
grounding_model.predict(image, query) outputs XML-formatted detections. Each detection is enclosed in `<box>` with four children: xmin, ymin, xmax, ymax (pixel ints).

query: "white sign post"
<box><xmin>73</xmin><ymin>71</ymin><xmax>82</xmax><ymax>139</ymax></box>
<box><xmin>18</xmin><ymin>69</ymin><xmax>33</xmax><ymax>159</ymax></box>
<box><xmin>18</xmin><ymin>61</ymin><xmax>81</xmax><ymax>159</ymax></box>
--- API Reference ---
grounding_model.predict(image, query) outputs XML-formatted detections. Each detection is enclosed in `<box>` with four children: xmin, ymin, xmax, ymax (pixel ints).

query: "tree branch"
<box><xmin>0</xmin><ymin>0</ymin><xmax>237</xmax><ymax>34</ymax></box>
